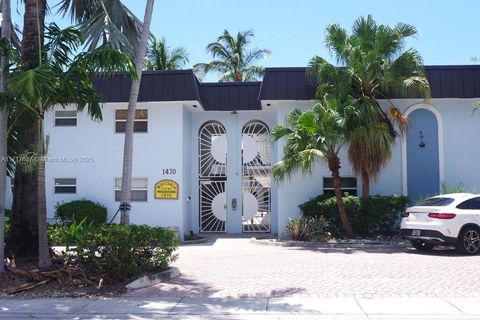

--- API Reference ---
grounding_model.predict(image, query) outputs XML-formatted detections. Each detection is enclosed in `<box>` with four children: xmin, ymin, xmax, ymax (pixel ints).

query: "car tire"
<box><xmin>456</xmin><ymin>226</ymin><xmax>480</xmax><ymax>255</ymax></box>
<box><xmin>411</xmin><ymin>240</ymin><xmax>434</xmax><ymax>251</ymax></box>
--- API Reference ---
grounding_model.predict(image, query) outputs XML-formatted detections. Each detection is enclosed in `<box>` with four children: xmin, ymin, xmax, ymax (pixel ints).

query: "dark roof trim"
<box><xmin>93</xmin><ymin>65</ymin><xmax>480</xmax><ymax>110</ymax></box>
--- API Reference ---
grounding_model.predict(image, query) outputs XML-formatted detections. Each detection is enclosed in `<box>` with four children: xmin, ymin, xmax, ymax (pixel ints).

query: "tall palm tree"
<box><xmin>307</xmin><ymin>15</ymin><xmax>430</xmax><ymax>197</ymax></box>
<box><xmin>145</xmin><ymin>37</ymin><xmax>189</xmax><ymax>71</ymax></box>
<box><xmin>272</xmin><ymin>96</ymin><xmax>354</xmax><ymax>236</ymax></box>
<box><xmin>194</xmin><ymin>30</ymin><xmax>270</xmax><ymax>82</ymax></box>
<box><xmin>6</xmin><ymin>24</ymin><xmax>135</xmax><ymax>266</ymax></box>
<box><xmin>58</xmin><ymin>0</ymin><xmax>145</xmax><ymax>55</ymax></box>
<box><xmin>8</xmin><ymin>0</ymin><xmax>48</xmax><ymax>258</ymax></box>
<box><xmin>119</xmin><ymin>0</ymin><xmax>155</xmax><ymax>224</ymax></box>
<box><xmin>9</xmin><ymin>0</ymin><xmax>144</xmax><ymax>258</ymax></box>
<box><xmin>0</xmin><ymin>0</ymin><xmax>12</xmax><ymax>274</ymax></box>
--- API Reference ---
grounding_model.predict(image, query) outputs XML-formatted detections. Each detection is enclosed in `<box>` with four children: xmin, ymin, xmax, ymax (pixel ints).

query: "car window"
<box><xmin>415</xmin><ymin>197</ymin><xmax>455</xmax><ymax>206</ymax></box>
<box><xmin>457</xmin><ymin>197</ymin><xmax>480</xmax><ymax>210</ymax></box>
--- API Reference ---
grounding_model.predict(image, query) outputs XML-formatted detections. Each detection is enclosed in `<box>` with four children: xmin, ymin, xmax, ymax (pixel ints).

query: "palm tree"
<box><xmin>58</xmin><ymin>0</ymin><xmax>145</xmax><ymax>55</ymax></box>
<box><xmin>145</xmin><ymin>37</ymin><xmax>189</xmax><ymax>71</ymax></box>
<box><xmin>0</xmin><ymin>0</ymin><xmax>12</xmax><ymax>274</ymax></box>
<box><xmin>194</xmin><ymin>30</ymin><xmax>270</xmax><ymax>82</ymax></box>
<box><xmin>9</xmin><ymin>0</ymin><xmax>144</xmax><ymax>258</ymax></box>
<box><xmin>272</xmin><ymin>96</ymin><xmax>354</xmax><ymax>236</ymax></box>
<box><xmin>119</xmin><ymin>0</ymin><xmax>155</xmax><ymax>224</ymax></box>
<box><xmin>307</xmin><ymin>15</ymin><xmax>430</xmax><ymax>197</ymax></box>
<box><xmin>8</xmin><ymin>0</ymin><xmax>48</xmax><ymax>259</ymax></box>
<box><xmin>6</xmin><ymin>24</ymin><xmax>135</xmax><ymax>266</ymax></box>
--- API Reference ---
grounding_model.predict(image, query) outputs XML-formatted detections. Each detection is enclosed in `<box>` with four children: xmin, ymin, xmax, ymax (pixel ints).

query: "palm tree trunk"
<box><xmin>328</xmin><ymin>155</ymin><xmax>354</xmax><ymax>237</ymax></box>
<box><xmin>119</xmin><ymin>0</ymin><xmax>155</xmax><ymax>224</ymax></box>
<box><xmin>37</xmin><ymin>121</ymin><xmax>50</xmax><ymax>268</ymax></box>
<box><xmin>8</xmin><ymin>0</ymin><xmax>46</xmax><ymax>258</ymax></box>
<box><xmin>0</xmin><ymin>0</ymin><xmax>12</xmax><ymax>274</ymax></box>
<box><xmin>361</xmin><ymin>171</ymin><xmax>370</xmax><ymax>198</ymax></box>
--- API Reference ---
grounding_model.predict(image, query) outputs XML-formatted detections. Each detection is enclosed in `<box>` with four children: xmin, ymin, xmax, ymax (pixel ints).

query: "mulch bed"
<box><xmin>0</xmin><ymin>257</ymin><xmax>130</xmax><ymax>299</ymax></box>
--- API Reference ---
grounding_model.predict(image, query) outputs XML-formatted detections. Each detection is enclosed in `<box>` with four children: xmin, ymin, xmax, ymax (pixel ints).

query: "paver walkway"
<box><xmin>127</xmin><ymin>238</ymin><xmax>480</xmax><ymax>299</ymax></box>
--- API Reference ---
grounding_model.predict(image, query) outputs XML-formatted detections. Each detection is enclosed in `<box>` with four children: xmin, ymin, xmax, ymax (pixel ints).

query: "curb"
<box><xmin>250</xmin><ymin>238</ymin><xmax>410</xmax><ymax>249</ymax></box>
<box><xmin>125</xmin><ymin>267</ymin><xmax>180</xmax><ymax>290</ymax></box>
<box><xmin>181</xmin><ymin>237</ymin><xmax>209</xmax><ymax>245</ymax></box>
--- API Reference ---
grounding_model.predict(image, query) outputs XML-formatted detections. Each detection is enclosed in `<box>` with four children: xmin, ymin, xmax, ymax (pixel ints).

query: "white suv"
<box><xmin>401</xmin><ymin>193</ymin><xmax>480</xmax><ymax>255</ymax></box>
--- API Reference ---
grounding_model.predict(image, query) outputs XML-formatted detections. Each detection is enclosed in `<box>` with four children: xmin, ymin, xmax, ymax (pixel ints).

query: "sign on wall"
<box><xmin>155</xmin><ymin>180</ymin><xmax>179</xmax><ymax>200</ymax></box>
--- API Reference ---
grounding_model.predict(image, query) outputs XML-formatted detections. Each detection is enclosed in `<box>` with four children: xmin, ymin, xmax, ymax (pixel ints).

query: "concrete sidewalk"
<box><xmin>1</xmin><ymin>296</ymin><xmax>480</xmax><ymax>319</ymax></box>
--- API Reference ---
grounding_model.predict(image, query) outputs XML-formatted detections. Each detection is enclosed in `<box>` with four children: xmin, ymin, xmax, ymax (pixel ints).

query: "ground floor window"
<box><xmin>323</xmin><ymin>177</ymin><xmax>357</xmax><ymax>196</ymax></box>
<box><xmin>54</xmin><ymin>178</ymin><xmax>77</xmax><ymax>194</ymax></box>
<box><xmin>115</xmin><ymin>178</ymin><xmax>148</xmax><ymax>201</ymax></box>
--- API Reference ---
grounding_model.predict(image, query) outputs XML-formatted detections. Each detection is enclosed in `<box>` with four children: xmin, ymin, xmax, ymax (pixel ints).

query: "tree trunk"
<box><xmin>37</xmin><ymin>128</ymin><xmax>50</xmax><ymax>268</ymax></box>
<box><xmin>328</xmin><ymin>155</ymin><xmax>354</xmax><ymax>237</ymax></box>
<box><xmin>361</xmin><ymin>171</ymin><xmax>370</xmax><ymax>198</ymax></box>
<box><xmin>0</xmin><ymin>0</ymin><xmax>12</xmax><ymax>274</ymax></box>
<box><xmin>9</xmin><ymin>0</ymin><xmax>47</xmax><ymax>258</ymax></box>
<box><xmin>119</xmin><ymin>0</ymin><xmax>155</xmax><ymax>224</ymax></box>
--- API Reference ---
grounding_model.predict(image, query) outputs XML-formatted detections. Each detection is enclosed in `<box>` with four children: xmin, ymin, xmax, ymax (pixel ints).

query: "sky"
<box><xmin>11</xmin><ymin>0</ymin><xmax>480</xmax><ymax>82</ymax></box>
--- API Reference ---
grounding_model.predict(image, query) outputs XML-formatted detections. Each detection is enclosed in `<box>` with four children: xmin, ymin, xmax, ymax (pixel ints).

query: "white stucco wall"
<box><xmin>4</xmin><ymin>96</ymin><xmax>479</xmax><ymax>239</ymax></box>
<box><xmin>40</xmin><ymin>102</ymin><xmax>189</xmax><ymax>239</ymax></box>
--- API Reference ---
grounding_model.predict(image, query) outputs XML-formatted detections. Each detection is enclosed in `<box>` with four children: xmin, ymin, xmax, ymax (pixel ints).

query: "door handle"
<box><xmin>232</xmin><ymin>198</ymin><xmax>237</xmax><ymax>210</ymax></box>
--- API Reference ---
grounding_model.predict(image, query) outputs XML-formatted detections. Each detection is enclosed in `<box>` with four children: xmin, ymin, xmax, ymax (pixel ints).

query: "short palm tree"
<box><xmin>194</xmin><ymin>29</ymin><xmax>270</xmax><ymax>82</ymax></box>
<box><xmin>145</xmin><ymin>37</ymin><xmax>189</xmax><ymax>71</ymax></box>
<box><xmin>272</xmin><ymin>96</ymin><xmax>354</xmax><ymax>236</ymax></box>
<box><xmin>307</xmin><ymin>15</ymin><xmax>430</xmax><ymax>197</ymax></box>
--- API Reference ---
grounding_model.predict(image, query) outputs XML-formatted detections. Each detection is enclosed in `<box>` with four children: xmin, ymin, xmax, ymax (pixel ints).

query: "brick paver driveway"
<box><xmin>127</xmin><ymin>238</ymin><xmax>480</xmax><ymax>299</ymax></box>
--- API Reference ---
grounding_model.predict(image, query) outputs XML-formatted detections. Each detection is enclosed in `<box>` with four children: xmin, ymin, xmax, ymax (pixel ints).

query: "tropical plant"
<box><xmin>58</xmin><ymin>0</ymin><xmax>145</xmax><ymax>55</ymax></box>
<box><xmin>307</xmin><ymin>15</ymin><xmax>430</xmax><ymax>197</ymax></box>
<box><xmin>193</xmin><ymin>29</ymin><xmax>270</xmax><ymax>82</ymax></box>
<box><xmin>145</xmin><ymin>37</ymin><xmax>189</xmax><ymax>71</ymax></box>
<box><xmin>5</xmin><ymin>24</ymin><xmax>135</xmax><ymax>267</ymax></box>
<box><xmin>272</xmin><ymin>96</ymin><xmax>354</xmax><ymax>236</ymax></box>
<box><xmin>119</xmin><ymin>0</ymin><xmax>155</xmax><ymax>224</ymax></box>
<box><xmin>0</xmin><ymin>0</ymin><xmax>12</xmax><ymax>274</ymax></box>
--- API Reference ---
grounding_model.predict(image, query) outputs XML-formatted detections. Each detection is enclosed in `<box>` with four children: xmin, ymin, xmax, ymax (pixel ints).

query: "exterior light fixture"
<box><xmin>419</xmin><ymin>131</ymin><xmax>426</xmax><ymax>148</ymax></box>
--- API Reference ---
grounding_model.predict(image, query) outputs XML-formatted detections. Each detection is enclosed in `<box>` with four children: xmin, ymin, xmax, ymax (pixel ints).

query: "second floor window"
<box><xmin>115</xmin><ymin>109</ymin><xmax>148</xmax><ymax>133</ymax></box>
<box><xmin>55</xmin><ymin>110</ymin><xmax>77</xmax><ymax>126</ymax></box>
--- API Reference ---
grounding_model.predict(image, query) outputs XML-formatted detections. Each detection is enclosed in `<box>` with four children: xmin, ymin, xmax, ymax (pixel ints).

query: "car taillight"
<box><xmin>402</xmin><ymin>212</ymin><xmax>409</xmax><ymax>218</ymax></box>
<box><xmin>428</xmin><ymin>213</ymin><xmax>456</xmax><ymax>219</ymax></box>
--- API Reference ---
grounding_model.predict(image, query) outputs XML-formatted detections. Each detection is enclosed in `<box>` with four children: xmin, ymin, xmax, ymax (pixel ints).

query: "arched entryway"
<box><xmin>405</xmin><ymin>107</ymin><xmax>441</xmax><ymax>201</ymax></box>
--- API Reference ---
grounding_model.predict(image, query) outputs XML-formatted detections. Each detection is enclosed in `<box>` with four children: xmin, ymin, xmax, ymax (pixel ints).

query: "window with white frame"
<box><xmin>54</xmin><ymin>178</ymin><xmax>77</xmax><ymax>194</ymax></box>
<box><xmin>55</xmin><ymin>110</ymin><xmax>77</xmax><ymax>126</ymax></box>
<box><xmin>115</xmin><ymin>109</ymin><xmax>148</xmax><ymax>133</ymax></box>
<box><xmin>323</xmin><ymin>177</ymin><xmax>357</xmax><ymax>196</ymax></box>
<box><xmin>115</xmin><ymin>178</ymin><xmax>148</xmax><ymax>201</ymax></box>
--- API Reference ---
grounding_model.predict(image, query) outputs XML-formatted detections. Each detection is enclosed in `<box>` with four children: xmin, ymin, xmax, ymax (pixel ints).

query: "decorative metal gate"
<box><xmin>241</xmin><ymin>121</ymin><xmax>271</xmax><ymax>232</ymax></box>
<box><xmin>198</xmin><ymin>121</ymin><xmax>227</xmax><ymax>232</ymax></box>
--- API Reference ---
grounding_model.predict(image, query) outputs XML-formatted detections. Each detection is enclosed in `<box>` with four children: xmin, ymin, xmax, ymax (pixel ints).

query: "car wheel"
<box><xmin>456</xmin><ymin>226</ymin><xmax>480</xmax><ymax>255</ymax></box>
<box><xmin>411</xmin><ymin>240</ymin><xmax>434</xmax><ymax>251</ymax></box>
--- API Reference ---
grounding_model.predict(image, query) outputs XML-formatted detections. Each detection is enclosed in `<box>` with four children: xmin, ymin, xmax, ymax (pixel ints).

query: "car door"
<box><xmin>456</xmin><ymin>197</ymin><xmax>480</xmax><ymax>225</ymax></box>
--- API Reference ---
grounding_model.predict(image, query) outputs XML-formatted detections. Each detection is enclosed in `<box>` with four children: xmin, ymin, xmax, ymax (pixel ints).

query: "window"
<box><xmin>457</xmin><ymin>197</ymin><xmax>480</xmax><ymax>210</ymax></box>
<box><xmin>323</xmin><ymin>177</ymin><xmax>357</xmax><ymax>196</ymax></box>
<box><xmin>115</xmin><ymin>178</ymin><xmax>147</xmax><ymax>201</ymax></box>
<box><xmin>416</xmin><ymin>197</ymin><xmax>454</xmax><ymax>207</ymax></box>
<box><xmin>54</xmin><ymin>178</ymin><xmax>76</xmax><ymax>194</ymax></box>
<box><xmin>55</xmin><ymin>110</ymin><xmax>77</xmax><ymax>126</ymax></box>
<box><xmin>115</xmin><ymin>109</ymin><xmax>148</xmax><ymax>133</ymax></box>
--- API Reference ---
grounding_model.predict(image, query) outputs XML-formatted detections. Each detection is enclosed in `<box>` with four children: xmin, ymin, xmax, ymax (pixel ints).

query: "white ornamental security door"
<box><xmin>241</xmin><ymin>121</ymin><xmax>271</xmax><ymax>232</ymax></box>
<box><xmin>198</xmin><ymin>121</ymin><xmax>227</xmax><ymax>232</ymax></box>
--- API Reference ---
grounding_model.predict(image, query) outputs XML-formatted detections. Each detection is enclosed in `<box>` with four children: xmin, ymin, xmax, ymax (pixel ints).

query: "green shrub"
<box><xmin>299</xmin><ymin>195</ymin><xmax>361</xmax><ymax>237</ymax></box>
<box><xmin>286</xmin><ymin>215</ymin><xmax>330</xmax><ymax>241</ymax></box>
<box><xmin>75</xmin><ymin>224</ymin><xmax>178</xmax><ymax>279</ymax></box>
<box><xmin>299</xmin><ymin>194</ymin><xmax>409</xmax><ymax>237</ymax></box>
<box><xmin>48</xmin><ymin>219</ymin><xmax>93</xmax><ymax>251</ymax></box>
<box><xmin>55</xmin><ymin>199</ymin><xmax>107</xmax><ymax>225</ymax></box>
